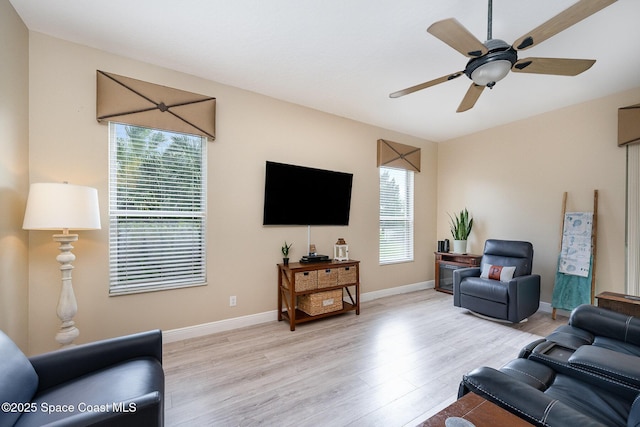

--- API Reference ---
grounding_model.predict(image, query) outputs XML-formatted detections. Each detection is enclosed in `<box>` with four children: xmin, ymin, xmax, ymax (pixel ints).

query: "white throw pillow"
<box><xmin>480</xmin><ymin>264</ymin><xmax>516</xmax><ymax>282</ymax></box>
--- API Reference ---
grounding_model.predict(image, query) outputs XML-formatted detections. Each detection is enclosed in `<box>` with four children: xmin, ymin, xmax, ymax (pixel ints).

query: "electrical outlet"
<box><xmin>229</xmin><ymin>296</ymin><xmax>237</xmax><ymax>307</ymax></box>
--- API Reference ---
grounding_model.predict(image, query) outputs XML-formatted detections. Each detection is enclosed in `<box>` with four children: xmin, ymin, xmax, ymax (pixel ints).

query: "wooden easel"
<box><xmin>552</xmin><ymin>190</ymin><xmax>598</xmax><ymax>320</ymax></box>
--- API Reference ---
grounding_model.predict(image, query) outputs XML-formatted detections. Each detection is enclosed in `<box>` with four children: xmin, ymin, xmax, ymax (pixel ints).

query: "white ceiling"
<box><xmin>9</xmin><ymin>0</ymin><xmax>640</xmax><ymax>142</ymax></box>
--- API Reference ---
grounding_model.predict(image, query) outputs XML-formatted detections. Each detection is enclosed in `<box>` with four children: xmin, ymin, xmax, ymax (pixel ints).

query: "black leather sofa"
<box><xmin>459</xmin><ymin>305</ymin><xmax>640</xmax><ymax>426</ymax></box>
<box><xmin>0</xmin><ymin>329</ymin><xmax>164</xmax><ymax>427</ymax></box>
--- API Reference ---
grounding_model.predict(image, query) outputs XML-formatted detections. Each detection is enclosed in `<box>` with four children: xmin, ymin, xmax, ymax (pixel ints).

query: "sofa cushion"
<box><xmin>545</xmin><ymin>374</ymin><xmax>630</xmax><ymax>427</ymax></box>
<box><xmin>593</xmin><ymin>336</ymin><xmax>640</xmax><ymax>357</ymax></box>
<box><xmin>14</xmin><ymin>358</ymin><xmax>163</xmax><ymax>427</ymax></box>
<box><xmin>570</xmin><ymin>304</ymin><xmax>640</xmax><ymax>348</ymax></box>
<box><xmin>0</xmin><ymin>331</ymin><xmax>38</xmax><ymax>427</ymax></box>
<box><xmin>459</xmin><ymin>276</ymin><xmax>508</xmax><ymax>302</ymax></box>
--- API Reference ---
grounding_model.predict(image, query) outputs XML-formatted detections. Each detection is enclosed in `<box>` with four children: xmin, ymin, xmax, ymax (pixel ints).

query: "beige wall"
<box><xmin>26</xmin><ymin>33</ymin><xmax>437</xmax><ymax>354</ymax></box>
<box><xmin>438</xmin><ymin>87</ymin><xmax>640</xmax><ymax>304</ymax></box>
<box><xmin>11</xmin><ymin>11</ymin><xmax>640</xmax><ymax>354</ymax></box>
<box><xmin>0</xmin><ymin>0</ymin><xmax>30</xmax><ymax>350</ymax></box>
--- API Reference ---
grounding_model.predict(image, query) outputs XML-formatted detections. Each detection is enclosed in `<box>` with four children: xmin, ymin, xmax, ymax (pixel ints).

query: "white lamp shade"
<box><xmin>23</xmin><ymin>183</ymin><xmax>101</xmax><ymax>231</ymax></box>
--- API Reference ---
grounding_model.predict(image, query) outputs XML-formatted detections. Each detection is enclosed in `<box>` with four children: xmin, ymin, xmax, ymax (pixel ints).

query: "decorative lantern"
<box><xmin>334</xmin><ymin>238</ymin><xmax>349</xmax><ymax>261</ymax></box>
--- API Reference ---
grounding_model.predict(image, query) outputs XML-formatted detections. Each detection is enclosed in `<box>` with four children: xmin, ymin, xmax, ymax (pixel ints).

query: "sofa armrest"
<box><xmin>570</xmin><ymin>304</ymin><xmax>640</xmax><ymax>347</ymax></box>
<box><xmin>544</xmin><ymin>325</ymin><xmax>594</xmax><ymax>350</ymax></box>
<box><xmin>529</xmin><ymin>341</ymin><xmax>640</xmax><ymax>401</ymax></box>
<box><xmin>453</xmin><ymin>267</ymin><xmax>481</xmax><ymax>306</ymax></box>
<box><xmin>507</xmin><ymin>274</ymin><xmax>540</xmax><ymax>294</ymax></box>
<box><xmin>31</xmin><ymin>391</ymin><xmax>162</xmax><ymax>427</ymax></box>
<box><xmin>507</xmin><ymin>274</ymin><xmax>540</xmax><ymax>322</ymax></box>
<box><xmin>453</xmin><ymin>267</ymin><xmax>481</xmax><ymax>282</ymax></box>
<box><xmin>517</xmin><ymin>338</ymin><xmax>547</xmax><ymax>359</ymax></box>
<box><xmin>462</xmin><ymin>366</ymin><xmax>605</xmax><ymax>427</ymax></box>
<box><xmin>569</xmin><ymin>345</ymin><xmax>640</xmax><ymax>389</ymax></box>
<box><xmin>29</xmin><ymin>329</ymin><xmax>162</xmax><ymax>391</ymax></box>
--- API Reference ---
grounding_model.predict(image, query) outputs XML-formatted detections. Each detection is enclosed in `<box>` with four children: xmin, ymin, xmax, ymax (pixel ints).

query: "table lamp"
<box><xmin>23</xmin><ymin>182</ymin><xmax>101</xmax><ymax>347</ymax></box>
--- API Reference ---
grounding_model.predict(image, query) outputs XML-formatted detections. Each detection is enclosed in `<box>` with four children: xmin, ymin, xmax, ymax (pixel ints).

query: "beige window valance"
<box><xmin>96</xmin><ymin>70</ymin><xmax>216</xmax><ymax>139</ymax></box>
<box><xmin>377</xmin><ymin>139</ymin><xmax>421</xmax><ymax>172</ymax></box>
<box><xmin>619</xmin><ymin>103</ymin><xmax>640</xmax><ymax>147</ymax></box>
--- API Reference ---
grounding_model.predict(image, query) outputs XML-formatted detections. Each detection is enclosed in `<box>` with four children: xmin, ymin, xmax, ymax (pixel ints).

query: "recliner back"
<box><xmin>482</xmin><ymin>239</ymin><xmax>534</xmax><ymax>277</ymax></box>
<box><xmin>0</xmin><ymin>331</ymin><xmax>38</xmax><ymax>426</ymax></box>
<box><xmin>570</xmin><ymin>304</ymin><xmax>640</xmax><ymax>350</ymax></box>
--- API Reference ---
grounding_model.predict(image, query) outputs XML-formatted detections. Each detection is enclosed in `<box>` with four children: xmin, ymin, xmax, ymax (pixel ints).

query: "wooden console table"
<box><xmin>596</xmin><ymin>291</ymin><xmax>640</xmax><ymax>317</ymax></box>
<box><xmin>417</xmin><ymin>392</ymin><xmax>533</xmax><ymax>426</ymax></box>
<box><xmin>278</xmin><ymin>260</ymin><xmax>360</xmax><ymax>331</ymax></box>
<box><xmin>434</xmin><ymin>252</ymin><xmax>482</xmax><ymax>294</ymax></box>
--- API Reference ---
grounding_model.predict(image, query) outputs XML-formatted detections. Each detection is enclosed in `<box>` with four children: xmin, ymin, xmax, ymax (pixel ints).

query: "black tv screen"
<box><xmin>263</xmin><ymin>161</ymin><xmax>353</xmax><ymax>225</ymax></box>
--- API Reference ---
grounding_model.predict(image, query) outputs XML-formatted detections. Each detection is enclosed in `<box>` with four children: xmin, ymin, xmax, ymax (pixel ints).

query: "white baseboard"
<box><xmin>163</xmin><ymin>280</ymin><xmax>435</xmax><ymax>343</ymax></box>
<box><xmin>163</xmin><ymin>311</ymin><xmax>278</xmax><ymax>343</ymax></box>
<box><xmin>538</xmin><ymin>301</ymin><xmax>570</xmax><ymax>318</ymax></box>
<box><xmin>360</xmin><ymin>280</ymin><xmax>433</xmax><ymax>302</ymax></box>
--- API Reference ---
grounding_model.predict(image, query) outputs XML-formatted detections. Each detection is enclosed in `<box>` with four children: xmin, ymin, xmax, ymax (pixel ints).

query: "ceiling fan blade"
<box><xmin>513</xmin><ymin>0</ymin><xmax>616</xmax><ymax>50</ymax></box>
<box><xmin>427</xmin><ymin>18</ymin><xmax>488</xmax><ymax>58</ymax></box>
<box><xmin>389</xmin><ymin>71</ymin><xmax>464</xmax><ymax>98</ymax></box>
<box><xmin>513</xmin><ymin>57</ymin><xmax>596</xmax><ymax>76</ymax></box>
<box><xmin>457</xmin><ymin>84</ymin><xmax>485</xmax><ymax>113</ymax></box>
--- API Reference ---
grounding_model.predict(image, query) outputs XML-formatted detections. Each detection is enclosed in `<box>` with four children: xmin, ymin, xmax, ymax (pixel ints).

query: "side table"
<box><xmin>417</xmin><ymin>392</ymin><xmax>533</xmax><ymax>427</ymax></box>
<box><xmin>434</xmin><ymin>252</ymin><xmax>482</xmax><ymax>294</ymax></box>
<box><xmin>596</xmin><ymin>291</ymin><xmax>640</xmax><ymax>317</ymax></box>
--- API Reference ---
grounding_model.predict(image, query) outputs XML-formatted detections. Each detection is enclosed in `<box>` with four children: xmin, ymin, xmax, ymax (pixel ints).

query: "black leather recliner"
<box><xmin>0</xmin><ymin>329</ymin><xmax>164</xmax><ymax>427</ymax></box>
<box><xmin>459</xmin><ymin>305</ymin><xmax>640</xmax><ymax>426</ymax></box>
<box><xmin>453</xmin><ymin>239</ymin><xmax>541</xmax><ymax>323</ymax></box>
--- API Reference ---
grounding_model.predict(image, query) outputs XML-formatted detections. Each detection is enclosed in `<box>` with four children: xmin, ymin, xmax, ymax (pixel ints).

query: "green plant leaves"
<box><xmin>448</xmin><ymin>208</ymin><xmax>473</xmax><ymax>240</ymax></box>
<box><xmin>281</xmin><ymin>241</ymin><xmax>293</xmax><ymax>256</ymax></box>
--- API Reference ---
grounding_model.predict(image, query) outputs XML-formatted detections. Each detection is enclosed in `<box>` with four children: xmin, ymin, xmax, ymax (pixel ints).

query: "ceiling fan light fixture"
<box><xmin>470</xmin><ymin>59</ymin><xmax>513</xmax><ymax>86</ymax></box>
<box><xmin>464</xmin><ymin>39</ymin><xmax>517</xmax><ymax>88</ymax></box>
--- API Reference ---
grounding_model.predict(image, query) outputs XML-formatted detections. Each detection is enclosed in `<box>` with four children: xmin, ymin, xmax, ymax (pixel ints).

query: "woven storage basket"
<box><xmin>298</xmin><ymin>289</ymin><xmax>343</xmax><ymax>316</ymax></box>
<box><xmin>284</xmin><ymin>270</ymin><xmax>318</xmax><ymax>291</ymax></box>
<box><xmin>317</xmin><ymin>268</ymin><xmax>338</xmax><ymax>289</ymax></box>
<box><xmin>337</xmin><ymin>266</ymin><xmax>357</xmax><ymax>285</ymax></box>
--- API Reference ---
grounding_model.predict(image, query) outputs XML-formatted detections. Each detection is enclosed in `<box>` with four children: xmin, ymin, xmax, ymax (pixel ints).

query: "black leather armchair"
<box><xmin>453</xmin><ymin>239</ymin><xmax>540</xmax><ymax>323</ymax></box>
<box><xmin>0</xmin><ymin>329</ymin><xmax>164</xmax><ymax>427</ymax></box>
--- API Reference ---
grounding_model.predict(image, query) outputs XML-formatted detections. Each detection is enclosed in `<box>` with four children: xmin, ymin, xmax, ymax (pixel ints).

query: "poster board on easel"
<box><xmin>551</xmin><ymin>190</ymin><xmax>598</xmax><ymax>319</ymax></box>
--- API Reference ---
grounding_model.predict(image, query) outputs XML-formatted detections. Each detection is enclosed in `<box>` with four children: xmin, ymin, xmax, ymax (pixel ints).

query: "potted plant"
<box><xmin>448</xmin><ymin>208</ymin><xmax>473</xmax><ymax>254</ymax></box>
<box><xmin>281</xmin><ymin>241</ymin><xmax>293</xmax><ymax>265</ymax></box>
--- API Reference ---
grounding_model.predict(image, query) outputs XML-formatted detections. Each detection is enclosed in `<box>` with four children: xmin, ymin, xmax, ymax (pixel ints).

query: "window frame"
<box><xmin>108</xmin><ymin>122</ymin><xmax>207</xmax><ymax>295</ymax></box>
<box><xmin>379</xmin><ymin>166</ymin><xmax>415</xmax><ymax>265</ymax></box>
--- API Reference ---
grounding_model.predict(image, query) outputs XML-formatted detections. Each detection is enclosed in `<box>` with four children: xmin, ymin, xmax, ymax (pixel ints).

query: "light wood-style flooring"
<box><xmin>163</xmin><ymin>290</ymin><xmax>566</xmax><ymax>426</ymax></box>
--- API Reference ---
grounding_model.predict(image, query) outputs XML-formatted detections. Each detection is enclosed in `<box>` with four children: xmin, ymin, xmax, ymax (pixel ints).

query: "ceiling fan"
<box><xmin>390</xmin><ymin>0</ymin><xmax>617</xmax><ymax>112</ymax></box>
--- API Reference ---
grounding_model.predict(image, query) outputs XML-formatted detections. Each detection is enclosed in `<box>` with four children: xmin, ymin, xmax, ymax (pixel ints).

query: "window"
<box><xmin>109</xmin><ymin>123</ymin><xmax>207</xmax><ymax>295</ymax></box>
<box><xmin>379</xmin><ymin>167</ymin><xmax>414</xmax><ymax>264</ymax></box>
<box><xmin>627</xmin><ymin>143</ymin><xmax>640</xmax><ymax>295</ymax></box>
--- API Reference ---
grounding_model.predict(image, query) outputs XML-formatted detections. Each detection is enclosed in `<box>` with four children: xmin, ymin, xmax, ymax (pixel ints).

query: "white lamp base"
<box><xmin>53</xmin><ymin>233</ymin><xmax>80</xmax><ymax>347</ymax></box>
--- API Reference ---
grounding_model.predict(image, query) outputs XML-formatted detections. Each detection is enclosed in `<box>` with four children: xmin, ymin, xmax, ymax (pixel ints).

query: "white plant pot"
<box><xmin>453</xmin><ymin>239</ymin><xmax>467</xmax><ymax>254</ymax></box>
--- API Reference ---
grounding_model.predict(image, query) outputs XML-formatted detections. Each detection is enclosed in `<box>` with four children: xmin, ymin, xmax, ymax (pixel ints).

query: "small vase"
<box><xmin>453</xmin><ymin>240</ymin><xmax>467</xmax><ymax>254</ymax></box>
<box><xmin>283</xmin><ymin>257</ymin><xmax>289</xmax><ymax>265</ymax></box>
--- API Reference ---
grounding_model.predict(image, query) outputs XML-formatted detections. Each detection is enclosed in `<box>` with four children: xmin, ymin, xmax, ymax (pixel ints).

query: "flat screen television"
<box><xmin>263</xmin><ymin>161</ymin><xmax>353</xmax><ymax>226</ymax></box>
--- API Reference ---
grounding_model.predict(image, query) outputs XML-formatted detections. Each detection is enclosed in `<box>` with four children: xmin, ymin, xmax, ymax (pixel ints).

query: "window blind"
<box><xmin>109</xmin><ymin>123</ymin><xmax>207</xmax><ymax>295</ymax></box>
<box><xmin>379</xmin><ymin>167</ymin><xmax>414</xmax><ymax>264</ymax></box>
<box><xmin>627</xmin><ymin>143</ymin><xmax>640</xmax><ymax>295</ymax></box>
